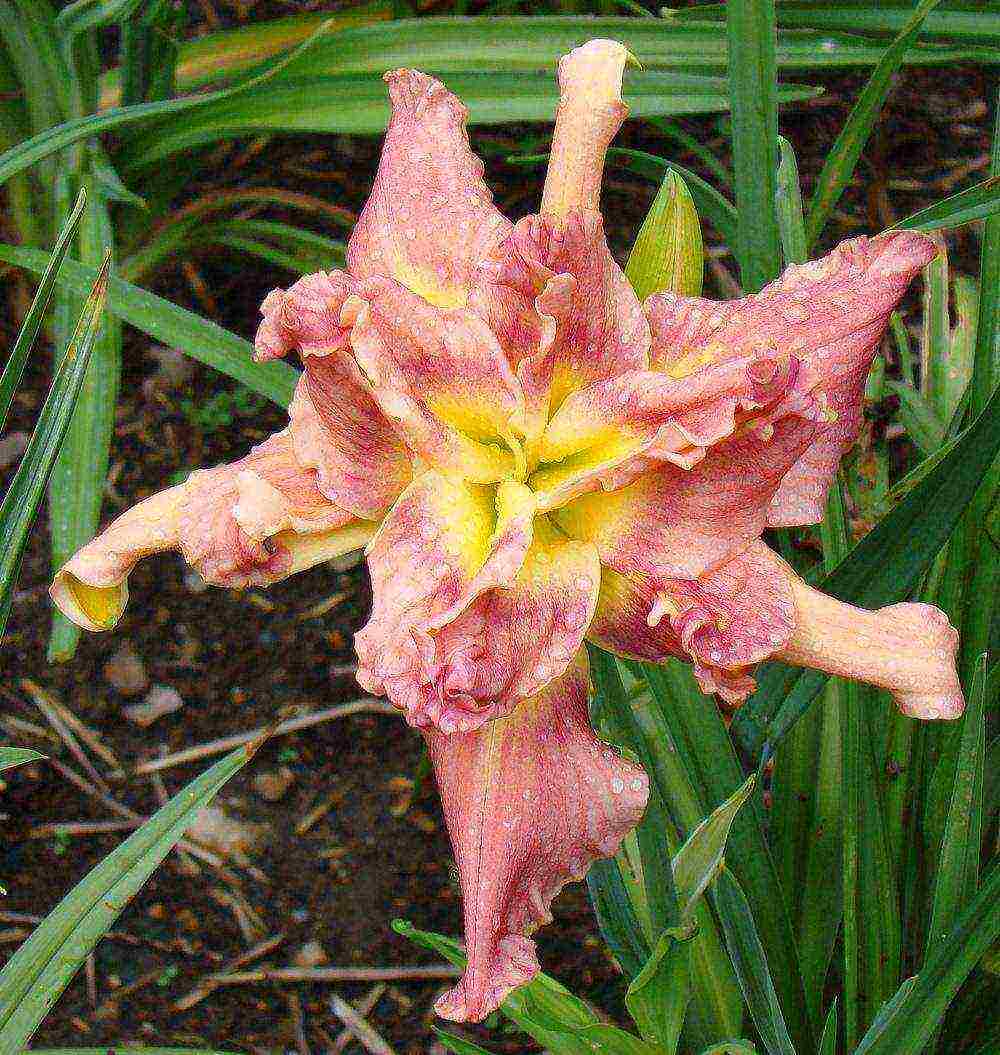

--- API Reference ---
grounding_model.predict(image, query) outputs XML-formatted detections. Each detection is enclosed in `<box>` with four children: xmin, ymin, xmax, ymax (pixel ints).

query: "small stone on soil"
<box><xmin>254</xmin><ymin>765</ymin><xmax>296</xmax><ymax>802</ymax></box>
<box><xmin>103</xmin><ymin>640</ymin><xmax>149</xmax><ymax>696</ymax></box>
<box><xmin>124</xmin><ymin>684</ymin><xmax>184</xmax><ymax>726</ymax></box>
<box><xmin>291</xmin><ymin>940</ymin><xmax>328</xmax><ymax>968</ymax></box>
<box><xmin>188</xmin><ymin>803</ymin><xmax>267</xmax><ymax>858</ymax></box>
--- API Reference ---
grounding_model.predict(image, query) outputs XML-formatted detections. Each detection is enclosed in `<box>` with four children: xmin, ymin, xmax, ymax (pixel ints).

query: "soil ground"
<box><xmin>0</xmin><ymin>4</ymin><xmax>994</xmax><ymax>1051</ymax></box>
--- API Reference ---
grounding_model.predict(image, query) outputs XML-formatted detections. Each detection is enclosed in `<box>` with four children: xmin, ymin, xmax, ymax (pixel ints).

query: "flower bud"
<box><xmin>626</xmin><ymin>169</ymin><xmax>704</xmax><ymax>301</ymax></box>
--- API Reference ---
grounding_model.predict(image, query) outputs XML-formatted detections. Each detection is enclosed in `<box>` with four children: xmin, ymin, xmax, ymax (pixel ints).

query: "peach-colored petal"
<box><xmin>354</xmin><ymin>472</ymin><xmax>536</xmax><ymax>728</ymax></box>
<box><xmin>254</xmin><ymin>270</ymin><xmax>355</xmax><ymax>362</ymax></box>
<box><xmin>347</xmin><ymin>69</ymin><xmax>511</xmax><ymax>309</ymax></box>
<box><xmin>540</xmin><ymin>40</ymin><xmax>629</xmax><ymax>219</ymax></box>
<box><xmin>408</xmin><ymin>522</ymin><xmax>600</xmax><ymax>732</ymax></box>
<box><xmin>289</xmin><ymin>357</ymin><xmax>411</xmax><ymax>519</ymax></box>
<box><xmin>769</xmin><ymin>545</ymin><xmax>964</xmax><ymax>719</ymax></box>
<box><xmin>587</xmin><ymin>546</ymin><xmax>794</xmax><ymax>704</ymax></box>
<box><xmin>644</xmin><ymin>231</ymin><xmax>937</xmax><ymax>524</ymax></box>
<box><xmin>470</xmin><ymin>210</ymin><xmax>649</xmax><ymax>443</ymax></box>
<box><xmin>50</xmin><ymin>433</ymin><xmax>372</xmax><ymax>631</ymax></box>
<box><xmin>533</xmin><ymin>348</ymin><xmax>805</xmax><ymax>511</ymax></box>
<box><xmin>552</xmin><ymin>415</ymin><xmax>815</xmax><ymax>581</ymax></box>
<box><xmin>342</xmin><ymin>278</ymin><xmax>526</xmax><ymax>482</ymax></box>
<box><xmin>426</xmin><ymin>652</ymin><xmax>648</xmax><ymax>1022</ymax></box>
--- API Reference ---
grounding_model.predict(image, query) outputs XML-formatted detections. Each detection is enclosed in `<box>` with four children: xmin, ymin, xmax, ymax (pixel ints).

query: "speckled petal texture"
<box><xmin>425</xmin><ymin>653</ymin><xmax>648</xmax><ymax>1022</ymax></box>
<box><xmin>49</xmin><ymin>37</ymin><xmax>968</xmax><ymax>1028</ymax></box>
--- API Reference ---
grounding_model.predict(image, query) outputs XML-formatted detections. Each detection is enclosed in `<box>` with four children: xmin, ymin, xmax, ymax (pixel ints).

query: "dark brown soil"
<box><xmin>0</xmin><ymin>5</ymin><xmax>994</xmax><ymax>1051</ymax></box>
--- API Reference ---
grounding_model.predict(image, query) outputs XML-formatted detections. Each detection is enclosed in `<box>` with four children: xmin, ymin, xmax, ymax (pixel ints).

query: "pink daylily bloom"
<box><xmin>50</xmin><ymin>39</ymin><xmax>964</xmax><ymax>1022</ymax></box>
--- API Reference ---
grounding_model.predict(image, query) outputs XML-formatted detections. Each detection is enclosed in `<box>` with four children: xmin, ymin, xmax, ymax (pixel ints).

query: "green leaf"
<box><xmin>727</xmin><ymin>0</ymin><xmax>782</xmax><ymax>291</ymax></box>
<box><xmin>55</xmin><ymin>0</ymin><xmax>144</xmax><ymax>39</ymax></box>
<box><xmin>805</xmin><ymin>0</ymin><xmax>945</xmax><ymax>246</ymax></box>
<box><xmin>0</xmin><ymin>741</ymin><xmax>260</xmax><ymax>1050</ymax></box>
<box><xmin>432</xmin><ymin>1031</ymin><xmax>498</xmax><ymax>1055</ymax></box>
<box><xmin>193</xmin><ymin>218</ymin><xmax>347</xmax><ymax>276</ymax></box>
<box><xmin>714</xmin><ymin>869</ymin><xmax>798</xmax><ymax>1055</ymax></box>
<box><xmin>841</xmin><ymin>683</ymin><xmax>901</xmax><ymax>1047</ymax></box>
<box><xmin>47</xmin><ymin>178</ymin><xmax>121</xmax><ymax>662</ymax></box>
<box><xmin>117</xmin><ymin>70</ymin><xmax>821</xmax><ymax>176</ymax></box>
<box><xmin>0</xmin><ymin>252</ymin><xmax>109</xmax><ymax>638</ymax></box>
<box><xmin>625</xmin><ymin>925</ymin><xmax>695</xmax><ymax>1052</ymax></box>
<box><xmin>673</xmin><ymin>1</ymin><xmax>1000</xmax><ymax>45</ymax></box>
<box><xmin>0</xmin><ymin>243</ymin><xmax>297</xmax><ymax>408</ymax></box>
<box><xmin>925</xmin><ymin>654</ymin><xmax>987</xmax><ymax>956</ymax></box>
<box><xmin>0</xmin><ymin>15</ymin><xmax>337</xmax><ymax>188</ymax></box>
<box><xmin>0</xmin><ymin>748</ymin><xmax>45</xmax><ymax>773</ymax></box>
<box><xmin>672</xmin><ymin>774</ymin><xmax>756</xmax><ymax>923</ymax></box>
<box><xmin>775</xmin><ymin>136</ymin><xmax>807</xmax><ymax>266</ymax></box>
<box><xmin>818</xmin><ymin>999</ymin><xmax>838</xmax><ymax>1055</ymax></box>
<box><xmin>641</xmin><ymin>662</ymin><xmax>813</xmax><ymax>1055</ymax></box>
<box><xmin>731</xmin><ymin>376</ymin><xmax>1000</xmax><ymax>763</ymax></box>
<box><xmin>626</xmin><ymin>169</ymin><xmax>704</xmax><ymax>299</ymax></box>
<box><xmin>696</xmin><ymin>1045</ymin><xmax>758</xmax><ymax>1055</ymax></box>
<box><xmin>851</xmin><ymin>861</ymin><xmax>1000</xmax><ymax>1055</ymax></box>
<box><xmin>893</xmin><ymin>175</ymin><xmax>1000</xmax><ymax>231</ymax></box>
<box><xmin>0</xmin><ymin>188</ymin><xmax>87</xmax><ymax>432</ymax></box>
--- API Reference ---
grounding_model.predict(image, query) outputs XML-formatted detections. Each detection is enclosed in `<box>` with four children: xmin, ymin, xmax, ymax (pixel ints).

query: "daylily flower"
<box><xmin>51</xmin><ymin>39</ymin><xmax>963</xmax><ymax>1022</ymax></box>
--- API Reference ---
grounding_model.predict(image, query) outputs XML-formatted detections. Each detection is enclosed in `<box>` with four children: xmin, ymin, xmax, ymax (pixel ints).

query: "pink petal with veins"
<box><xmin>645</xmin><ymin>231</ymin><xmax>937</xmax><ymax>524</ymax></box>
<box><xmin>254</xmin><ymin>270</ymin><xmax>355</xmax><ymax>361</ymax></box>
<box><xmin>347</xmin><ymin>69</ymin><xmax>511</xmax><ymax>308</ymax></box>
<box><xmin>355</xmin><ymin>473</ymin><xmax>536</xmax><ymax>729</ymax></box>
<box><xmin>289</xmin><ymin>357</ymin><xmax>411</xmax><ymax>520</ymax></box>
<box><xmin>426</xmin><ymin>653</ymin><xmax>648</xmax><ymax>1022</ymax></box>
<box><xmin>411</xmin><ymin>529</ymin><xmax>601</xmax><ymax>732</ymax></box>
<box><xmin>341</xmin><ymin>278</ymin><xmax>526</xmax><ymax>482</ymax></box>
<box><xmin>588</xmin><ymin>545</ymin><xmax>794</xmax><ymax>703</ymax></box>
<box><xmin>471</xmin><ymin>210</ymin><xmax>649</xmax><ymax>440</ymax></box>
<box><xmin>553</xmin><ymin>415</ymin><xmax>815</xmax><ymax>581</ymax></box>
<box><xmin>51</xmin><ymin>432</ymin><xmax>372</xmax><ymax>631</ymax></box>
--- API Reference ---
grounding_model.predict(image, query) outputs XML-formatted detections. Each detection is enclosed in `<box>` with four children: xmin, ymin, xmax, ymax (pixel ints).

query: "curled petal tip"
<box><xmin>775</xmin><ymin>554</ymin><xmax>964</xmax><ymax>720</ymax></box>
<box><xmin>541</xmin><ymin>39</ymin><xmax>629</xmax><ymax>218</ymax></box>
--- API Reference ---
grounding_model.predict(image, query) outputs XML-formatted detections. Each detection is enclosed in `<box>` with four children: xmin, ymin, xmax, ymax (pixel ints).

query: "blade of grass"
<box><xmin>0</xmin><ymin>740</ymin><xmax>259</xmax><ymax>1051</ymax></box>
<box><xmin>0</xmin><ymin>243</ymin><xmax>297</xmax><ymax>407</ymax></box>
<box><xmin>641</xmin><ymin>660</ymin><xmax>813</xmax><ymax>1054</ymax></box>
<box><xmin>433</xmin><ymin>1031</ymin><xmax>499</xmax><ymax>1055</ymax></box>
<box><xmin>0</xmin><ymin>748</ymin><xmax>45</xmax><ymax>772</ymax></box>
<box><xmin>0</xmin><ymin>188</ymin><xmax>87</xmax><ymax>431</ymax></box>
<box><xmin>850</xmin><ymin>860</ymin><xmax>1000</xmax><ymax>1055</ymax></box>
<box><xmin>47</xmin><ymin>179</ymin><xmax>120</xmax><ymax>662</ymax></box>
<box><xmin>0</xmin><ymin>16</ymin><xmax>339</xmax><ymax>188</ymax></box>
<box><xmin>726</xmin><ymin>0</ymin><xmax>781</xmax><ymax>291</ymax></box>
<box><xmin>921</xmin><ymin>654</ymin><xmax>987</xmax><ymax>1051</ymax></box>
<box><xmin>0</xmin><ymin>252</ymin><xmax>109</xmax><ymax>638</ymax></box>
<box><xmin>714</xmin><ymin>869</ymin><xmax>797</xmax><ymax>1055</ymax></box>
<box><xmin>672</xmin><ymin>1</ymin><xmax>1000</xmax><ymax>45</ymax></box>
<box><xmin>893</xmin><ymin>175</ymin><xmax>1000</xmax><ymax>231</ymax></box>
<box><xmin>805</xmin><ymin>0</ymin><xmax>944</xmax><ymax>247</ymax></box>
<box><xmin>117</xmin><ymin>71</ymin><xmax>821</xmax><ymax>177</ymax></box>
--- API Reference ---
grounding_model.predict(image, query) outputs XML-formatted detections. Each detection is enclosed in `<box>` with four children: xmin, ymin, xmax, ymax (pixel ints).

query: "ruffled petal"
<box><xmin>51</xmin><ymin>433</ymin><xmax>373</xmax><ymax>631</ymax></box>
<box><xmin>645</xmin><ymin>231</ymin><xmax>937</xmax><ymax>523</ymax></box>
<box><xmin>470</xmin><ymin>210</ymin><xmax>649</xmax><ymax>441</ymax></box>
<box><xmin>587</xmin><ymin>546</ymin><xmax>794</xmax><ymax>703</ymax></box>
<box><xmin>347</xmin><ymin>69</ymin><xmax>511</xmax><ymax>308</ymax></box>
<box><xmin>289</xmin><ymin>357</ymin><xmax>411</xmax><ymax>519</ymax></box>
<box><xmin>254</xmin><ymin>270</ymin><xmax>355</xmax><ymax>362</ymax></box>
<box><xmin>342</xmin><ymin>277</ymin><xmax>526</xmax><ymax>482</ymax></box>
<box><xmin>354</xmin><ymin>472</ymin><xmax>536</xmax><ymax>727</ymax></box>
<box><xmin>552</xmin><ymin>415</ymin><xmax>815</xmax><ymax>581</ymax></box>
<box><xmin>409</xmin><ymin>522</ymin><xmax>600</xmax><ymax>732</ymax></box>
<box><xmin>425</xmin><ymin>652</ymin><xmax>649</xmax><ymax>1022</ymax></box>
<box><xmin>771</xmin><ymin>546</ymin><xmax>964</xmax><ymax>719</ymax></box>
